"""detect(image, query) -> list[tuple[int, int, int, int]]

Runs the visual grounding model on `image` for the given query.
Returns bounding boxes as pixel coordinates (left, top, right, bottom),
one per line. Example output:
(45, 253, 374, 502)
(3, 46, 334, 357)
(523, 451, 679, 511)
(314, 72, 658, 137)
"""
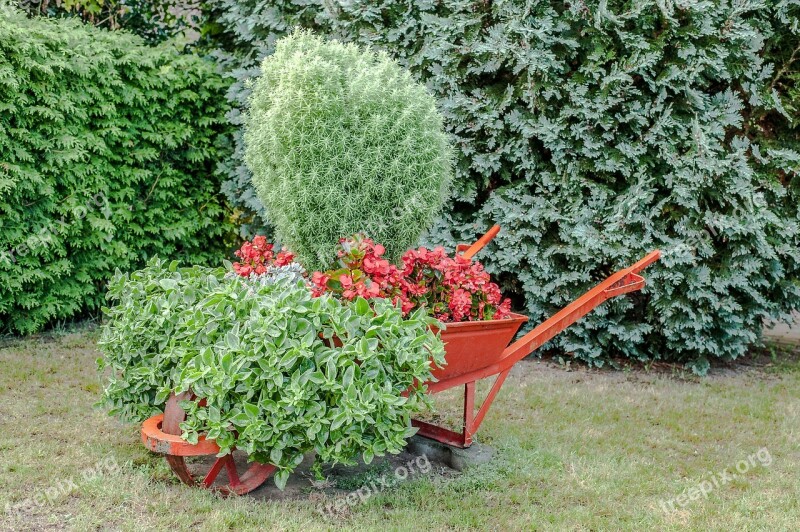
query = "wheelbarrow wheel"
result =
(161, 392, 275, 496)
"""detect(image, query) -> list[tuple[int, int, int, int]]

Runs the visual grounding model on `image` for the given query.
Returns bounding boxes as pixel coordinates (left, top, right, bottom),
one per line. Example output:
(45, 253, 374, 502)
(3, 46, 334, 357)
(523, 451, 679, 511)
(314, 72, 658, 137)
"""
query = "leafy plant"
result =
(98, 258, 446, 489)
(0, 6, 235, 334)
(244, 30, 453, 271)
(311, 235, 511, 322)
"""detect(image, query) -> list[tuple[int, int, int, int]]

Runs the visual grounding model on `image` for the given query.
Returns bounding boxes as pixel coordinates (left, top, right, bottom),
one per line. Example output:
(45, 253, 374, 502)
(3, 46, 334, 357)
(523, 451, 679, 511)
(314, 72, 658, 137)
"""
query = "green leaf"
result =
(342, 365, 354, 388)
(159, 279, 178, 290)
(355, 296, 370, 316)
(274, 469, 290, 491)
(220, 352, 233, 372)
(270, 447, 283, 464)
(244, 403, 259, 420)
(226, 331, 239, 351)
(363, 448, 374, 465)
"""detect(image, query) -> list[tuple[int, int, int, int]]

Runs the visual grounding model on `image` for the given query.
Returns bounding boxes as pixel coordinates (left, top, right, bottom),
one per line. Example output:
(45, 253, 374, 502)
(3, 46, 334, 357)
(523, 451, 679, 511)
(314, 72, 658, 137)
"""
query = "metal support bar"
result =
(412, 418, 471, 448)
(463, 382, 475, 446)
(468, 369, 511, 437)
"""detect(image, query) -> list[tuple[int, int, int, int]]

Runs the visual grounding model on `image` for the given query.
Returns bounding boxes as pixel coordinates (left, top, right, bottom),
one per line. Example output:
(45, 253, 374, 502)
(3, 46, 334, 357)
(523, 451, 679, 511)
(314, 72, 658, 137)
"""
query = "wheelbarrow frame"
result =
(412, 226, 660, 448)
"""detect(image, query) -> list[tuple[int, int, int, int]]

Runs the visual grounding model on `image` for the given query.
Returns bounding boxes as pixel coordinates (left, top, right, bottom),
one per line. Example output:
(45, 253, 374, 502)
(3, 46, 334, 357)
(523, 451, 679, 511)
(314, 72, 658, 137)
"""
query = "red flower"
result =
(312, 271, 330, 286)
(233, 263, 252, 276)
(493, 298, 512, 320)
(231, 237, 295, 277)
(274, 250, 295, 266)
(448, 288, 472, 322)
(309, 234, 512, 323)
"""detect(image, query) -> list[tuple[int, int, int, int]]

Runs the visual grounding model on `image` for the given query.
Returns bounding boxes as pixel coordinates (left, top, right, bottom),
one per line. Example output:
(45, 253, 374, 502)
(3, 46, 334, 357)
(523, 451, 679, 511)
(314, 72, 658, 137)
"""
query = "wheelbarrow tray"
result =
(432, 313, 529, 381)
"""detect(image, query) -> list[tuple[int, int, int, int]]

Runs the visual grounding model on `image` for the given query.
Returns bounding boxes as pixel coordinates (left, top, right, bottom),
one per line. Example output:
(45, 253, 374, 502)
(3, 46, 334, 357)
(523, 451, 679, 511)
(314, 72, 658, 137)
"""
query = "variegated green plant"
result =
(97, 258, 445, 489)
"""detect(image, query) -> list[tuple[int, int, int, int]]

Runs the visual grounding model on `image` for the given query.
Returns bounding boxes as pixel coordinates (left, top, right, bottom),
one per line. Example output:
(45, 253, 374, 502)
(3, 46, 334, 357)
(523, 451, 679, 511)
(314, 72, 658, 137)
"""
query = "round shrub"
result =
(244, 30, 453, 271)
(98, 258, 445, 488)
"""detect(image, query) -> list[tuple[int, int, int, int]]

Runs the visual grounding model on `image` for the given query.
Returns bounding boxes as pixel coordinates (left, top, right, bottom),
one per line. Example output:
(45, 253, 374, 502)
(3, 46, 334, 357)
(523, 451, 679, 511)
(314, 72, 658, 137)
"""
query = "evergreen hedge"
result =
(211, 1, 800, 373)
(0, 5, 236, 334)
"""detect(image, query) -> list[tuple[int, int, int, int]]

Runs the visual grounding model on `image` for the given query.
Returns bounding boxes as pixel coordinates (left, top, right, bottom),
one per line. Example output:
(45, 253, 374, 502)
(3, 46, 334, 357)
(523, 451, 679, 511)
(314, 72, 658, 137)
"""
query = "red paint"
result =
(431, 313, 528, 381)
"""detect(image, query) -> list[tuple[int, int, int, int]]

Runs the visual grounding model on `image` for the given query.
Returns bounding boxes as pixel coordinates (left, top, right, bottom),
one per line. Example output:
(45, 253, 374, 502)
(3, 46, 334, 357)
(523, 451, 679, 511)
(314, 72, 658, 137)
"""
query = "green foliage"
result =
(758, 2, 800, 222)
(244, 30, 452, 270)
(97, 259, 446, 488)
(0, 6, 235, 334)
(16, 0, 216, 46)
(210, 1, 800, 373)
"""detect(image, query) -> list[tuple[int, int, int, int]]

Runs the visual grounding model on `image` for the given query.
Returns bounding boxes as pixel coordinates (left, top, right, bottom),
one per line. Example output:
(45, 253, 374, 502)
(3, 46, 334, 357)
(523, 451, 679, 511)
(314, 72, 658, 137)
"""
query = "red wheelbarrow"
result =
(416, 226, 660, 448)
(142, 226, 660, 495)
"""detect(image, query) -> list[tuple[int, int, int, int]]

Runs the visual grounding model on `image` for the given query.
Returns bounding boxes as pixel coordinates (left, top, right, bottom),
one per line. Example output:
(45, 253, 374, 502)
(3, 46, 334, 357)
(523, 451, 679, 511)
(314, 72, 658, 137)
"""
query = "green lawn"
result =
(2, 327, 799, 531)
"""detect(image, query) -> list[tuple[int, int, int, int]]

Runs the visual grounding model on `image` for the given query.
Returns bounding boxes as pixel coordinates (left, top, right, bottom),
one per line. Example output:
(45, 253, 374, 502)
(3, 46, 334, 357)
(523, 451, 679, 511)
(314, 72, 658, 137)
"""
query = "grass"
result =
(1, 327, 800, 531)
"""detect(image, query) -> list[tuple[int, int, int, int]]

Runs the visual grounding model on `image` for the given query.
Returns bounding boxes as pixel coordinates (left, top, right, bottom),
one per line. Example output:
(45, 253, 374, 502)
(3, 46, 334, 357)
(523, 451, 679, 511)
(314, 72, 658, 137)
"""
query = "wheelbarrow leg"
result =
(463, 382, 475, 447)
(412, 384, 477, 448)
(413, 370, 512, 449)
(470, 369, 511, 438)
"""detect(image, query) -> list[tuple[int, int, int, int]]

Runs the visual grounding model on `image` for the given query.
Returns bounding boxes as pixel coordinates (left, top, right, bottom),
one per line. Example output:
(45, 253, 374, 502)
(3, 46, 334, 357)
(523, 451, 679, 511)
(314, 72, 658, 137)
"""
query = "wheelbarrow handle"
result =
(628, 249, 662, 274)
(505, 249, 661, 365)
(602, 250, 662, 297)
(458, 225, 501, 259)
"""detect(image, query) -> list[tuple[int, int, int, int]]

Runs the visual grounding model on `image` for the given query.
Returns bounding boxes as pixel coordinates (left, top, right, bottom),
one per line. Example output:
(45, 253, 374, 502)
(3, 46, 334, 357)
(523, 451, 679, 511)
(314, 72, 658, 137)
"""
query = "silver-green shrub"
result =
(243, 30, 453, 270)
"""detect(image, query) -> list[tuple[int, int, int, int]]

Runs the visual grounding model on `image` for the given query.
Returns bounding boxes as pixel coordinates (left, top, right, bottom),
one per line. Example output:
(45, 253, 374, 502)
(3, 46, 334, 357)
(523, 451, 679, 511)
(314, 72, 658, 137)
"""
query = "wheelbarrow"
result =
(141, 226, 660, 495)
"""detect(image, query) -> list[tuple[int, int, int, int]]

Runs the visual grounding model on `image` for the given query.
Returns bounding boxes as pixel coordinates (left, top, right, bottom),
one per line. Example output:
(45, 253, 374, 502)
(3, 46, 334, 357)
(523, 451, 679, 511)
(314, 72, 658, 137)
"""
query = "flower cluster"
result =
(311, 235, 511, 322)
(310, 234, 410, 311)
(231, 236, 295, 277)
(400, 246, 511, 322)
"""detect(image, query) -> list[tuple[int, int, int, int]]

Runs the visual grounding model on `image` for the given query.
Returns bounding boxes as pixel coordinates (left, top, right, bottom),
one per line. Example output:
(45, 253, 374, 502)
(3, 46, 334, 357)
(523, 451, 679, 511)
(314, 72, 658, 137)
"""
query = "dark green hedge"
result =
(211, 1, 800, 373)
(0, 6, 236, 334)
